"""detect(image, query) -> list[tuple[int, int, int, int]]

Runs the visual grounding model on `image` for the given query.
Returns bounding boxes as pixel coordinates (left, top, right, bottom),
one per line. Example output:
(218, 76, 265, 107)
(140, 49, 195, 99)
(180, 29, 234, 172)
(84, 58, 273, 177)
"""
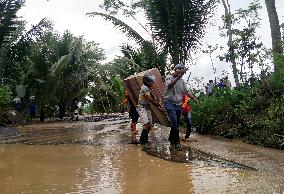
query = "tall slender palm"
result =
(265, 0, 283, 72)
(0, 0, 24, 48)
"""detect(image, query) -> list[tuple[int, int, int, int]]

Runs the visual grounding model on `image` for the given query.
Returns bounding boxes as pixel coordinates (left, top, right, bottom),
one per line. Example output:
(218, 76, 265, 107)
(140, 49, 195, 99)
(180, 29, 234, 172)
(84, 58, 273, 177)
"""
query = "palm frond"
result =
(87, 12, 146, 45)
(50, 54, 72, 78)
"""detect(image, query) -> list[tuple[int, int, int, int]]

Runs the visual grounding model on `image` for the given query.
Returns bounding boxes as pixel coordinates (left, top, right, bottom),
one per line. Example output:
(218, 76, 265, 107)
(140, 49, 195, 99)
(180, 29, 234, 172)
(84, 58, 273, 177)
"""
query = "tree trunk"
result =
(59, 102, 65, 119)
(265, 0, 284, 72)
(40, 106, 45, 122)
(221, 0, 240, 87)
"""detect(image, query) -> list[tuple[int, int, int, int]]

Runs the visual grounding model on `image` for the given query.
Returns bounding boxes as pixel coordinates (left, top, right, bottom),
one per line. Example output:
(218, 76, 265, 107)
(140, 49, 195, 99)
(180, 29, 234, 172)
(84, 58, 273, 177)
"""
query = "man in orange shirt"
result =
(122, 91, 139, 135)
(182, 94, 196, 140)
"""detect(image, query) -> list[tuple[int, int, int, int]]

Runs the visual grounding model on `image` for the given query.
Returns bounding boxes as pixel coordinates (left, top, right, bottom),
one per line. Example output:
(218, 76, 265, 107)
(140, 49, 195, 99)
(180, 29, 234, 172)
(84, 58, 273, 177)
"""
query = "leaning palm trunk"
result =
(265, 0, 284, 72)
(59, 102, 65, 119)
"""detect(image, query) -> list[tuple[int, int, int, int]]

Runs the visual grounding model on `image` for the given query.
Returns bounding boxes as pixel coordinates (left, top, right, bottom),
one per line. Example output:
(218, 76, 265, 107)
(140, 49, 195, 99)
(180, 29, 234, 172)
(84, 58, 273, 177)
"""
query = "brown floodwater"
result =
(0, 117, 283, 194)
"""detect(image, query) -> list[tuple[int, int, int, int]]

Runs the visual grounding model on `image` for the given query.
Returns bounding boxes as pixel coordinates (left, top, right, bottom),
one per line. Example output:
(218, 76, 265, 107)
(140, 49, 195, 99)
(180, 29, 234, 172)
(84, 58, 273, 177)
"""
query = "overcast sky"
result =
(18, 0, 284, 87)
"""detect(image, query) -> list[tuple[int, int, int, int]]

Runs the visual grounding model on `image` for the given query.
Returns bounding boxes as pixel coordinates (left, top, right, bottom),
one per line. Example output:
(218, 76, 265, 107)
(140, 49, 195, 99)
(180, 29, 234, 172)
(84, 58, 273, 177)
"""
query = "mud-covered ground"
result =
(0, 113, 283, 193)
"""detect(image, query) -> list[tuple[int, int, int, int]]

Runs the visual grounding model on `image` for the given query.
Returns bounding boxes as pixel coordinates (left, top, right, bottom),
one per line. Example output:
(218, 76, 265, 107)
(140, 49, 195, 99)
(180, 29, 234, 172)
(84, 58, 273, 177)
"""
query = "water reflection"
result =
(0, 144, 194, 194)
(118, 147, 194, 194)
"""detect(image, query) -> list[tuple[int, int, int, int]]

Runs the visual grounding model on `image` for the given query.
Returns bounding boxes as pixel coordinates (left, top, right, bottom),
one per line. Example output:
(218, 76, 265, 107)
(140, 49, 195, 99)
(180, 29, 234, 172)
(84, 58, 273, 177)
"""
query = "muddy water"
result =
(0, 118, 283, 194)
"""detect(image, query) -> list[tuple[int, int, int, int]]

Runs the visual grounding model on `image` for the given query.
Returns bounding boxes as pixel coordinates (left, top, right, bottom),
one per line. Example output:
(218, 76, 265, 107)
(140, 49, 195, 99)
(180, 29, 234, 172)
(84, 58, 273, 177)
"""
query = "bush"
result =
(0, 85, 12, 123)
(191, 71, 284, 149)
(246, 121, 284, 149)
(0, 85, 12, 107)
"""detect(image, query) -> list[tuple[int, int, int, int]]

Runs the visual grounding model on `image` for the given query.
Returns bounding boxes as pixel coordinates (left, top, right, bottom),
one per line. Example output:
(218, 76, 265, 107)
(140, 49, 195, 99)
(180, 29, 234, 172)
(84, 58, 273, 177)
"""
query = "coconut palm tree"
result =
(53, 31, 104, 118)
(96, 0, 216, 66)
(22, 30, 104, 120)
(144, 0, 216, 65)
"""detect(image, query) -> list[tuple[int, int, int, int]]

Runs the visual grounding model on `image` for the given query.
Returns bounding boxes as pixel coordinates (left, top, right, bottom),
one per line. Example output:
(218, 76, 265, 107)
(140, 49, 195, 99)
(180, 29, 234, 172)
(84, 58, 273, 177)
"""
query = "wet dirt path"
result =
(0, 116, 283, 193)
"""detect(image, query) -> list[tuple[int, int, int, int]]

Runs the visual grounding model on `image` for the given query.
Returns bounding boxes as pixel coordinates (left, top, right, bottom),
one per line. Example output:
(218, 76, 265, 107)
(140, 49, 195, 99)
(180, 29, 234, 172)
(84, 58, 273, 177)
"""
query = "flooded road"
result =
(0, 116, 283, 193)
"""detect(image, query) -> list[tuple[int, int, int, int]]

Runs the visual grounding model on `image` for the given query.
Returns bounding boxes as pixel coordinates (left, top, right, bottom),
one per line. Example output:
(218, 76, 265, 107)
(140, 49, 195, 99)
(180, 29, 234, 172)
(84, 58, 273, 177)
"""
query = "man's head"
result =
(173, 64, 185, 71)
(143, 73, 156, 87)
(173, 64, 187, 76)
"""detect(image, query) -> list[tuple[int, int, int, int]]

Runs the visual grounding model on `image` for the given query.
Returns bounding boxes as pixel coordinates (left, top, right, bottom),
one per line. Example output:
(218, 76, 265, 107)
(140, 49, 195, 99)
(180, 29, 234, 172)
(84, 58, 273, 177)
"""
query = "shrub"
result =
(0, 85, 12, 110)
(0, 85, 12, 123)
(191, 71, 284, 149)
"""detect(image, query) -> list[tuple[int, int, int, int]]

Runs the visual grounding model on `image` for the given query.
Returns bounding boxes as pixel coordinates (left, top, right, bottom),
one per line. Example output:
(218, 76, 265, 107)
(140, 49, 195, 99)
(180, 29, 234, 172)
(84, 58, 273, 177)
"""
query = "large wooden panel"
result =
(123, 68, 170, 127)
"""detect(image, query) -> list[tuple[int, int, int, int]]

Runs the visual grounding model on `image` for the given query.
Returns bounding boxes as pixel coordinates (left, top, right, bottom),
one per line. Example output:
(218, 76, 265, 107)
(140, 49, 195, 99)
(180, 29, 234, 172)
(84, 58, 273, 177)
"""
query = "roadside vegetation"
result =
(191, 69, 284, 149)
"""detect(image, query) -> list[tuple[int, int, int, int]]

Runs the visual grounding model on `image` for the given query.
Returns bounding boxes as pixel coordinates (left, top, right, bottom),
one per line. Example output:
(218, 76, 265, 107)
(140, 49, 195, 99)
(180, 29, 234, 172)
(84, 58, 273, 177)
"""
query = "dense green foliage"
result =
(88, 74, 125, 113)
(0, 1, 105, 121)
(0, 0, 24, 48)
(0, 85, 12, 123)
(189, 0, 284, 149)
(191, 70, 284, 149)
(0, 86, 12, 110)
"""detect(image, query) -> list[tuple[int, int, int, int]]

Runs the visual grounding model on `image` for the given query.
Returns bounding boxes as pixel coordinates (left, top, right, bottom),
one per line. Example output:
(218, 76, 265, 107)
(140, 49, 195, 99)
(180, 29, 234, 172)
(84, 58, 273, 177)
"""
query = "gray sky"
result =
(18, 0, 147, 60)
(18, 0, 284, 87)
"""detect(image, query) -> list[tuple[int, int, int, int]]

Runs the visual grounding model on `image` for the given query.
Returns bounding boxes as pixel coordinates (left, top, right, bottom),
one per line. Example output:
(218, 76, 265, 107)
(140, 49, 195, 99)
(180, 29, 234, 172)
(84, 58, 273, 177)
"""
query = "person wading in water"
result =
(163, 64, 198, 151)
(121, 91, 140, 143)
(136, 73, 163, 149)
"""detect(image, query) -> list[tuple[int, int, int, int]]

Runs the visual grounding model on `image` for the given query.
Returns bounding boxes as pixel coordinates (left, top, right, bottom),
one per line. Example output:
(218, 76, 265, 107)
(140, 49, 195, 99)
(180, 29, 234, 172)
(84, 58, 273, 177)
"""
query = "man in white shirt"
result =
(164, 64, 198, 151)
(12, 97, 21, 112)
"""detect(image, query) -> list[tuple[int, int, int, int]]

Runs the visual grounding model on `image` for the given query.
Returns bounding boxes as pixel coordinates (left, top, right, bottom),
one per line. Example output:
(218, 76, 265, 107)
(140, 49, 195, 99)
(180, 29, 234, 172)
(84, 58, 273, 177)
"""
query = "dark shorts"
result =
(129, 105, 139, 122)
